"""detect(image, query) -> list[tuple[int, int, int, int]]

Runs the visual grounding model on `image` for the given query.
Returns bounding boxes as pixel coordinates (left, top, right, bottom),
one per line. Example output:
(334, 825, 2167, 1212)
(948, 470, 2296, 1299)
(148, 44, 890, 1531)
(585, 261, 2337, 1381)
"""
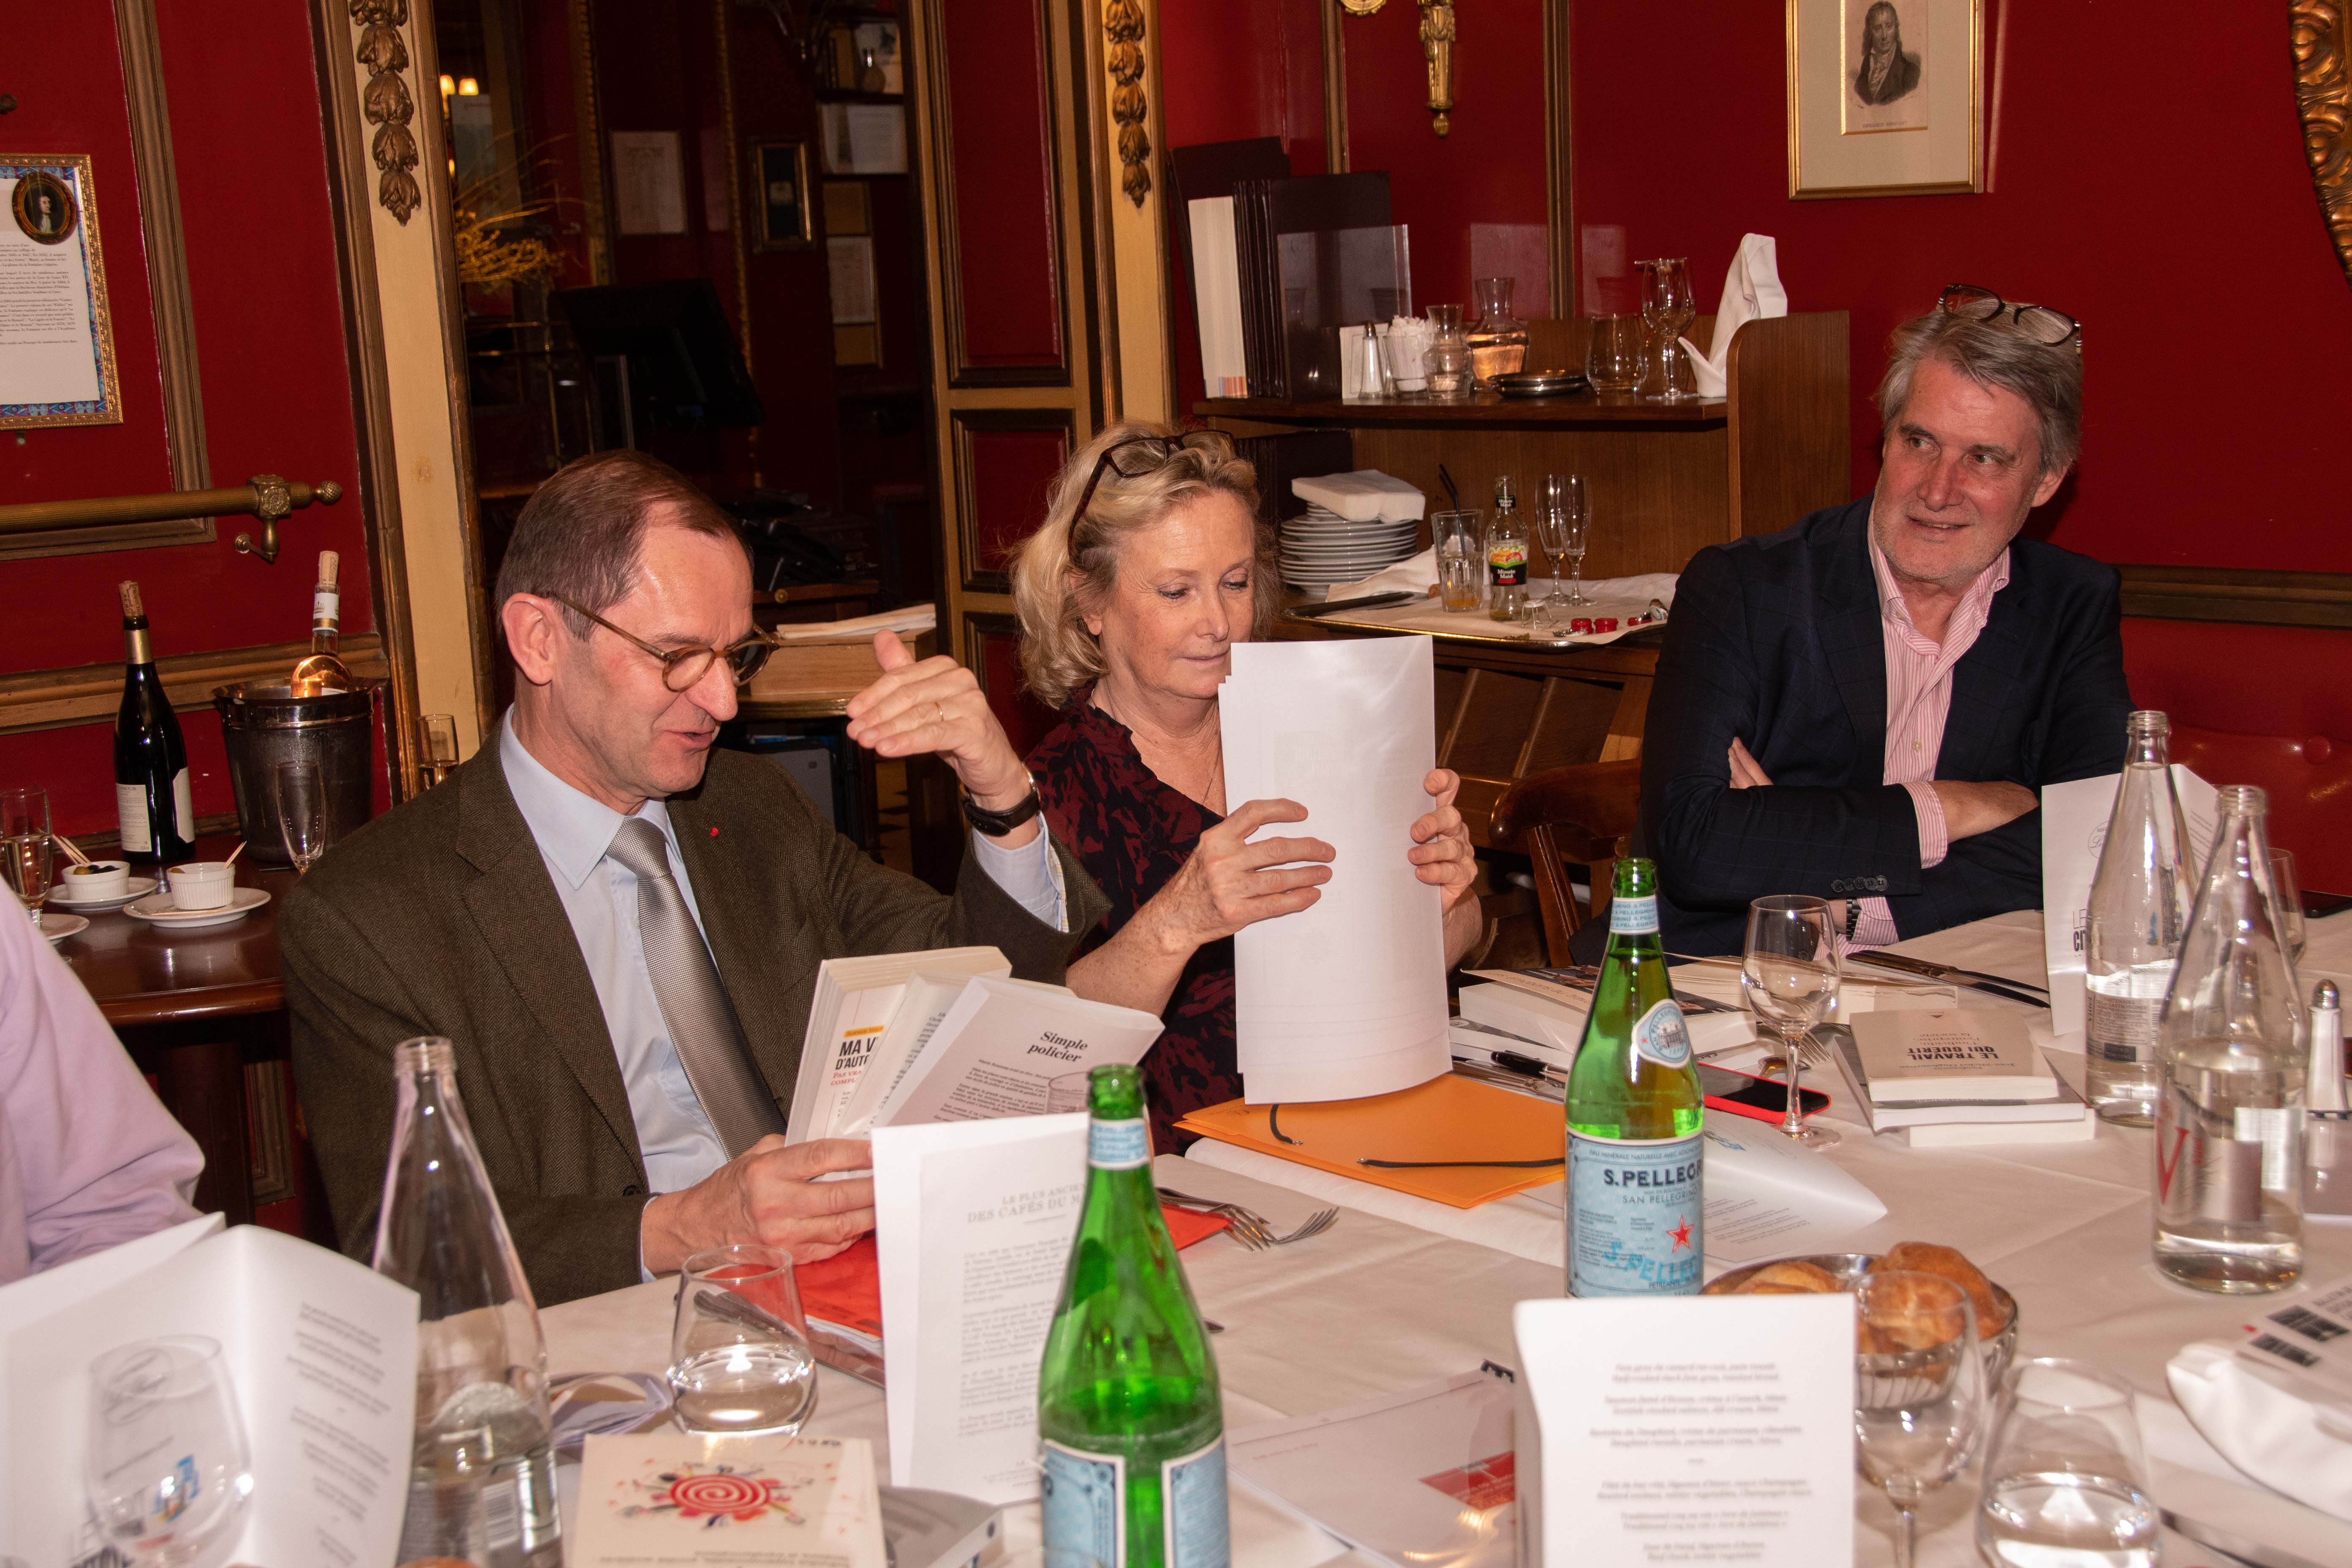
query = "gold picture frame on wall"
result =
(750, 137, 815, 251)
(1787, 0, 1983, 199)
(0, 154, 123, 428)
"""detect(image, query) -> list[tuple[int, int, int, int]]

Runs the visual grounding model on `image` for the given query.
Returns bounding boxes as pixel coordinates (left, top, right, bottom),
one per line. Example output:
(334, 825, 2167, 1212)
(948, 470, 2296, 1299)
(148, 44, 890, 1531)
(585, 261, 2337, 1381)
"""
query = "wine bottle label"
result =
(1609, 894, 1659, 934)
(1566, 1131, 1703, 1296)
(1040, 1437, 1230, 1568)
(1089, 1117, 1151, 1170)
(116, 783, 151, 854)
(2087, 991, 2160, 1064)
(313, 586, 340, 626)
(1632, 998, 1692, 1067)
(1042, 1441, 1127, 1568)
(172, 767, 194, 841)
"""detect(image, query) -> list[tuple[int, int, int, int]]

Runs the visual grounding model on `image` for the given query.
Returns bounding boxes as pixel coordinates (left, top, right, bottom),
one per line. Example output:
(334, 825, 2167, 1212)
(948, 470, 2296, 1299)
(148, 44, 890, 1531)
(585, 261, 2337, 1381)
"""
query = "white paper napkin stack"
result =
(1680, 234, 1788, 398)
(1290, 469, 1427, 522)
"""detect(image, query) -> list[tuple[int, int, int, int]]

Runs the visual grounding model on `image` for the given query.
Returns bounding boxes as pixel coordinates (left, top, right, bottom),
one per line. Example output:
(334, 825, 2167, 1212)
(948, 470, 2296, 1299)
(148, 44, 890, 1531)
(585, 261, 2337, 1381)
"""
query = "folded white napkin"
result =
(2168, 1340, 2352, 1523)
(1320, 545, 1436, 600)
(1290, 469, 1427, 523)
(1678, 234, 1787, 399)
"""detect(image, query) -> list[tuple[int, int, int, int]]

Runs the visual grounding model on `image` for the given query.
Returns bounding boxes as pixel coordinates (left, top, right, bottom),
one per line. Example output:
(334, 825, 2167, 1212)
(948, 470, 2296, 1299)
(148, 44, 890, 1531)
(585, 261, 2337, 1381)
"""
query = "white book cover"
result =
(788, 948, 1010, 1143)
(1229, 1367, 1516, 1568)
(2, 1223, 418, 1568)
(872, 1116, 1089, 1503)
(1222, 636, 1450, 1104)
(1187, 196, 1247, 398)
(1827, 1027, 2089, 1130)
(871, 977, 1162, 1128)
(836, 972, 1004, 1136)
(2041, 764, 2218, 1036)
(1848, 1009, 2057, 1101)
(572, 1432, 885, 1568)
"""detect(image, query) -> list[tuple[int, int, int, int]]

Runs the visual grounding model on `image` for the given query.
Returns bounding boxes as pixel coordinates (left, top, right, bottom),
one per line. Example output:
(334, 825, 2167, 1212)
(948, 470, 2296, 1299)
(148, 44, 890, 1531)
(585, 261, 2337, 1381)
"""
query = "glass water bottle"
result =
(376, 1038, 561, 1567)
(1038, 1065, 1229, 1568)
(2084, 711, 2195, 1125)
(2152, 788, 2307, 1294)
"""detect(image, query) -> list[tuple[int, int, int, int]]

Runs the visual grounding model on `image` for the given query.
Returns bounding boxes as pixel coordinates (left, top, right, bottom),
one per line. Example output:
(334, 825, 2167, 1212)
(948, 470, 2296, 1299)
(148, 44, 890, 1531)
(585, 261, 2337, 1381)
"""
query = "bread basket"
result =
(1703, 1252, 2020, 1388)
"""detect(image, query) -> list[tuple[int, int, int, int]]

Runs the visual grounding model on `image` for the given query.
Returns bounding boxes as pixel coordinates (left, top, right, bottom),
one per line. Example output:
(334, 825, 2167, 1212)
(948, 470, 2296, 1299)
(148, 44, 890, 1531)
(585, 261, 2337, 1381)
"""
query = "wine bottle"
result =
(289, 550, 356, 697)
(376, 1037, 560, 1567)
(2083, 710, 2195, 1126)
(113, 580, 193, 866)
(1563, 857, 1704, 1296)
(1039, 1064, 1229, 1568)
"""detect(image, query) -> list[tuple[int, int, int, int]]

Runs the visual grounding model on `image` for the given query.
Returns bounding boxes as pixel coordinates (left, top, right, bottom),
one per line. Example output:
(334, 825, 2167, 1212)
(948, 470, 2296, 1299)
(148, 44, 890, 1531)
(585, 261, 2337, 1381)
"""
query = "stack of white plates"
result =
(1277, 504, 1420, 588)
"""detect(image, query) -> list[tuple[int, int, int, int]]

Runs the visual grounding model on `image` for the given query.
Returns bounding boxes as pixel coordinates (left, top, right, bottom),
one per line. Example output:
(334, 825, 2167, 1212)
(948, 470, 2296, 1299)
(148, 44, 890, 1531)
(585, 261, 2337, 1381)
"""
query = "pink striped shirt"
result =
(1850, 538, 2013, 948)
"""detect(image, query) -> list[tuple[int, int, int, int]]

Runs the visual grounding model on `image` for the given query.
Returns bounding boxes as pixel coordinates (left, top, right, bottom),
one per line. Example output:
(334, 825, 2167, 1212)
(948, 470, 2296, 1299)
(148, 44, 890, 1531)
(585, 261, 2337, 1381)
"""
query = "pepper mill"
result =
(2305, 980, 2352, 1215)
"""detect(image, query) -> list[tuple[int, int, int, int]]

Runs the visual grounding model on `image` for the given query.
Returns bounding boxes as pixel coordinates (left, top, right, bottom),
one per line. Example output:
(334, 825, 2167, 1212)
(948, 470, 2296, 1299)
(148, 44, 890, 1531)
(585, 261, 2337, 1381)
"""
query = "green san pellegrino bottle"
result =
(1564, 858, 1705, 1296)
(1038, 1064, 1230, 1568)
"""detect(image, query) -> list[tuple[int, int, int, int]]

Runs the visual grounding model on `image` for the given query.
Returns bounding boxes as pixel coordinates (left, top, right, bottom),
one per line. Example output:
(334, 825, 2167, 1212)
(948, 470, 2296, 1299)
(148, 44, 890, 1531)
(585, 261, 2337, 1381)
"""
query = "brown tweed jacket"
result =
(282, 741, 1107, 1306)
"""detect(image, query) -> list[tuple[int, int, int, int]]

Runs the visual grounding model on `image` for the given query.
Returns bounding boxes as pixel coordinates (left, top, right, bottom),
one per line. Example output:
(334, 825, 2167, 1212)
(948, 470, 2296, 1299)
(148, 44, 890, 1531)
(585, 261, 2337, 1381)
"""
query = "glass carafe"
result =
(1466, 277, 1528, 385)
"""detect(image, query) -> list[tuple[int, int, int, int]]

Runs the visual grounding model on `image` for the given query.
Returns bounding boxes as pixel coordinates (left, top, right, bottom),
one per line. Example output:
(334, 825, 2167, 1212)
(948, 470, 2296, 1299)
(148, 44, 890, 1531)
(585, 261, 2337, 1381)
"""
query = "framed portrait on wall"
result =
(750, 138, 814, 251)
(1787, 0, 1982, 198)
(0, 154, 122, 427)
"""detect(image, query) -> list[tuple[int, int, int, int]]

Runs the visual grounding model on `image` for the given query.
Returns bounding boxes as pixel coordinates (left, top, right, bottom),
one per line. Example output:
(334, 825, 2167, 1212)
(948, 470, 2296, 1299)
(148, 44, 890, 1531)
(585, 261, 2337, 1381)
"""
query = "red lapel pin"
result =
(709, 827, 719, 837)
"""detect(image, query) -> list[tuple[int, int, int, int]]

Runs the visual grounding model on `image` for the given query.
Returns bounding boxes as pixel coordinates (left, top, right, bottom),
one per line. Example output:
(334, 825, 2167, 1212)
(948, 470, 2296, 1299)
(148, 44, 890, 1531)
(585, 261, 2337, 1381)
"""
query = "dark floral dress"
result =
(1027, 695, 1236, 1153)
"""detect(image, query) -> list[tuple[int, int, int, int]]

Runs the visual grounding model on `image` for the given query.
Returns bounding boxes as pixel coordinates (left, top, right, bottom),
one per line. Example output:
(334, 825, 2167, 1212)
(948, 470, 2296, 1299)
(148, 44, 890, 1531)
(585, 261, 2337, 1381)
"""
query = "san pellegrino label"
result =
(1089, 1117, 1150, 1170)
(1564, 857, 1704, 1298)
(1041, 1438, 1230, 1568)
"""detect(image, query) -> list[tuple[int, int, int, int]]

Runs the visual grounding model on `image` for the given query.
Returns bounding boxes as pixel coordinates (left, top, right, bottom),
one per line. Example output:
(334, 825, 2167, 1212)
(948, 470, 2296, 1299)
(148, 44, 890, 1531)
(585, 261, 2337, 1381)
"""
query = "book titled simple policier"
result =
(1846, 1010, 2059, 1103)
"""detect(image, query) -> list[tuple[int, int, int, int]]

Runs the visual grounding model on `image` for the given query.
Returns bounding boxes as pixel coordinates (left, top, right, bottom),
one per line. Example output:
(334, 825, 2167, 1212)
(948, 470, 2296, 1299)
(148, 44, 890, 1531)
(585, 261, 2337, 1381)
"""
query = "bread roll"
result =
(1740, 1259, 1844, 1295)
(1870, 1241, 2007, 1337)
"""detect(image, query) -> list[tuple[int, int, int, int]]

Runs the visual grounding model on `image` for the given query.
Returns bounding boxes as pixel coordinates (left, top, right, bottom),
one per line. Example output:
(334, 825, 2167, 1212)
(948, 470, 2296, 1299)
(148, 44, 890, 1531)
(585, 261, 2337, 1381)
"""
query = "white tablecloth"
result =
(540, 911, 2352, 1568)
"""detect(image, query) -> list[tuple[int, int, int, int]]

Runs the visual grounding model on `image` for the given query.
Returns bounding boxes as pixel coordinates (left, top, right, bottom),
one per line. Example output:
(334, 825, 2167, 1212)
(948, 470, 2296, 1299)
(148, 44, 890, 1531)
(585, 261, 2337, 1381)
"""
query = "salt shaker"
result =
(2306, 980, 2351, 1215)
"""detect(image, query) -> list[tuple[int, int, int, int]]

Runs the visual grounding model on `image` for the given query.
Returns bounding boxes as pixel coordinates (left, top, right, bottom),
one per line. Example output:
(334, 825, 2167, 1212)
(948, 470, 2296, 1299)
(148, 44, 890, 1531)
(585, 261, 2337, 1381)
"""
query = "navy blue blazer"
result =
(1628, 497, 2133, 957)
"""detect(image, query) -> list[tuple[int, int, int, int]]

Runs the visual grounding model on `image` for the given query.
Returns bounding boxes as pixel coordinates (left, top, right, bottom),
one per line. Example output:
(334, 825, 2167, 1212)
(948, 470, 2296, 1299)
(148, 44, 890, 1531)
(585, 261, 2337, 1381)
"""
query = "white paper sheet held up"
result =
(1220, 636, 1449, 1103)
(2040, 765, 2217, 1037)
(873, 1115, 1088, 1504)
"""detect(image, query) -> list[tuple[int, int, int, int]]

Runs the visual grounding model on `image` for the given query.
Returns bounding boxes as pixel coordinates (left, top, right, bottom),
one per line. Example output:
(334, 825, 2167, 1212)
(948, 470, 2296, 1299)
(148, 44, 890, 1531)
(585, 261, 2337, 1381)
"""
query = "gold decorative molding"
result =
(2294, 0, 2352, 288)
(0, 636, 389, 736)
(2117, 564, 2352, 629)
(1105, 0, 1150, 207)
(352, 0, 422, 223)
(1418, 0, 1456, 137)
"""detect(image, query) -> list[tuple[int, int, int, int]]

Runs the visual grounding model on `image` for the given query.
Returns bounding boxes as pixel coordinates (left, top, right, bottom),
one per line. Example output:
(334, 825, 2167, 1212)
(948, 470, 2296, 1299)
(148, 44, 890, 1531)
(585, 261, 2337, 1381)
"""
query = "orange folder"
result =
(1176, 1074, 1565, 1208)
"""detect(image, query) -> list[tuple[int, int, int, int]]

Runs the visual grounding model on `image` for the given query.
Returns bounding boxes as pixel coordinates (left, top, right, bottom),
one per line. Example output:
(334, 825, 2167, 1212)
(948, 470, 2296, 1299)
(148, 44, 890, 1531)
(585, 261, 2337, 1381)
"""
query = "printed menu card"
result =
(1513, 1295, 1854, 1568)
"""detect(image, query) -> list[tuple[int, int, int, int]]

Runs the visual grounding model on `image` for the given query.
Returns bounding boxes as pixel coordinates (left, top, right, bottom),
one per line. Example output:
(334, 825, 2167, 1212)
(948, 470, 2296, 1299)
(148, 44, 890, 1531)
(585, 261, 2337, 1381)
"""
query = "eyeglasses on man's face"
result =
(1071, 429, 1237, 523)
(1938, 283, 2082, 350)
(550, 594, 776, 691)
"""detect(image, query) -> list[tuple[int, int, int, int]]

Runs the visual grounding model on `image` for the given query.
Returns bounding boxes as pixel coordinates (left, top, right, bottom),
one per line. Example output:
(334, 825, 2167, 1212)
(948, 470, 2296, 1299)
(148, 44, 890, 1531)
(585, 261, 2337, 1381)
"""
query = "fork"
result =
(1267, 1208, 1338, 1245)
(1158, 1188, 1274, 1249)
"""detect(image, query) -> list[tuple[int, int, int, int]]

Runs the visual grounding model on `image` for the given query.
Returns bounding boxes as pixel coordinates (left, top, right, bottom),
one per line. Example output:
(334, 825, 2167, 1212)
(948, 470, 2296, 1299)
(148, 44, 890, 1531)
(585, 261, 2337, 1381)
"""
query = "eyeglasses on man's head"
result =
(1938, 283, 2082, 350)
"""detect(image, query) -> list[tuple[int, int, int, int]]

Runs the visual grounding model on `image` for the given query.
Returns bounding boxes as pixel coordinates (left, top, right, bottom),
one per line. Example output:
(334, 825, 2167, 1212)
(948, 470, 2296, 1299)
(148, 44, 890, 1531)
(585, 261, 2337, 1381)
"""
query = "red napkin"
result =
(798, 1203, 1230, 1340)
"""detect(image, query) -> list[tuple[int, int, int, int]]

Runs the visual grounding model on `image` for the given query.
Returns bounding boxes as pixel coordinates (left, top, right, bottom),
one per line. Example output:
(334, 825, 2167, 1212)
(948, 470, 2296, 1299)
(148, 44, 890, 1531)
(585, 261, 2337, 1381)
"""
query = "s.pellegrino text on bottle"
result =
(2084, 710, 2195, 1126)
(1564, 858, 1704, 1296)
(113, 580, 193, 864)
(375, 1037, 561, 1566)
(1039, 1064, 1229, 1568)
(2152, 787, 2308, 1295)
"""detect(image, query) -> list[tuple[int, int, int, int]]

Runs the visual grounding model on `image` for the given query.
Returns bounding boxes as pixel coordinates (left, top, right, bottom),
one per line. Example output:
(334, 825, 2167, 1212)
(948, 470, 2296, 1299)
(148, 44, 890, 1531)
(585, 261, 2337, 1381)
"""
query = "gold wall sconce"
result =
(1334, 0, 1456, 139)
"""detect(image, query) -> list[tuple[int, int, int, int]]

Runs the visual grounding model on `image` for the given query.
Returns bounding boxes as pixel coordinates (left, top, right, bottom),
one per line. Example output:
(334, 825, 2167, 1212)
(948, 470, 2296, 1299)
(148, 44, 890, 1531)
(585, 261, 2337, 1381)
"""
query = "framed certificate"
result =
(0, 153, 123, 427)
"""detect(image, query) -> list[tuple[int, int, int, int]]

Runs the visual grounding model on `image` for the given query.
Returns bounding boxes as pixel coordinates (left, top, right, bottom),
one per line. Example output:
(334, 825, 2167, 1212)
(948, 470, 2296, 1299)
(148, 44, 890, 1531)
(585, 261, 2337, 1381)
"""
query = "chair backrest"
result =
(1490, 759, 1643, 964)
(2168, 725, 2352, 897)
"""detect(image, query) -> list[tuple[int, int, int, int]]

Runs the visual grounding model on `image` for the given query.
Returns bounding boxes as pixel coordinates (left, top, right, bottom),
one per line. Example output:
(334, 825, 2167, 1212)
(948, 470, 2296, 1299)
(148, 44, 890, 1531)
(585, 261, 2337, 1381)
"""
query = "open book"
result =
(791, 955, 1167, 1142)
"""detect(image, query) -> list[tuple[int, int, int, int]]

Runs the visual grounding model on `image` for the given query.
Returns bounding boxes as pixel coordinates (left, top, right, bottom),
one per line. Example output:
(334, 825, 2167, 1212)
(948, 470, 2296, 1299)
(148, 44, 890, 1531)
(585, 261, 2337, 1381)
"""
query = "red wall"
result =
(1, 0, 370, 838)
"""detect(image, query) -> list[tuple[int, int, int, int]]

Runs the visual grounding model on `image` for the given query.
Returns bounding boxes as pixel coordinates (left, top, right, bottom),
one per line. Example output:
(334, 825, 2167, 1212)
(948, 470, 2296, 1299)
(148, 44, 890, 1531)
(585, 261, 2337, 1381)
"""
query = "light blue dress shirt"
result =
(497, 712, 1067, 1200)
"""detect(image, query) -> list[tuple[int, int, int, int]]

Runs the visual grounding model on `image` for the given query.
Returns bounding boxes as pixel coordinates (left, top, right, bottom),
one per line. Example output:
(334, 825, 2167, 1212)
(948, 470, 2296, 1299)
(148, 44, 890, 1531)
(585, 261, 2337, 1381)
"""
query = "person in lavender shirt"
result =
(0, 905, 203, 1284)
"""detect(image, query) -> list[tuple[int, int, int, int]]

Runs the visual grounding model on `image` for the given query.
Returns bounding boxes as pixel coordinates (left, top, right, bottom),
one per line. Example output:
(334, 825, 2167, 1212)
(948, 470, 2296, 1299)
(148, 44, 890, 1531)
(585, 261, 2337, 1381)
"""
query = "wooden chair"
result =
(1490, 760, 1644, 965)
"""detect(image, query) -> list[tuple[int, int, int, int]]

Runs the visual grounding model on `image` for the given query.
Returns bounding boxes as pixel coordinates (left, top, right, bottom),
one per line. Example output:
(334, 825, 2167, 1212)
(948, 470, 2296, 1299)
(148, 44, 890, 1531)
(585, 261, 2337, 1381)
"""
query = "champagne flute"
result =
(1534, 475, 1588, 627)
(273, 760, 330, 874)
(1, 786, 55, 926)
(1855, 1273, 1986, 1568)
(1976, 1358, 2159, 1568)
(85, 1336, 255, 1567)
(1639, 258, 1699, 402)
(1740, 894, 1841, 1149)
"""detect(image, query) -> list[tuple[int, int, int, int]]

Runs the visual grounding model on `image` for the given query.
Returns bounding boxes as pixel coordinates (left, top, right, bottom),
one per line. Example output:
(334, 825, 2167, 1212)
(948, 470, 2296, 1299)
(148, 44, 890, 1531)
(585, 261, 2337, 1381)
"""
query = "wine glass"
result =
(1740, 894, 1842, 1149)
(1, 786, 54, 926)
(1854, 1272, 1986, 1568)
(1535, 475, 1591, 627)
(1976, 1358, 2159, 1568)
(2270, 849, 2306, 964)
(273, 760, 330, 874)
(1638, 258, 1699, 402)
(85, 1336, 255, 1568)
(669, 1244, 820, 1438)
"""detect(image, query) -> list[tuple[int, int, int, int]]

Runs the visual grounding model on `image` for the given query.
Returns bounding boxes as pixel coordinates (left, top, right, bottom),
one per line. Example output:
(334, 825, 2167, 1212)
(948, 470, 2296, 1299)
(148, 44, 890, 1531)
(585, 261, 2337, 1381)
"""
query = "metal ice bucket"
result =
(212, 681, 376, 866)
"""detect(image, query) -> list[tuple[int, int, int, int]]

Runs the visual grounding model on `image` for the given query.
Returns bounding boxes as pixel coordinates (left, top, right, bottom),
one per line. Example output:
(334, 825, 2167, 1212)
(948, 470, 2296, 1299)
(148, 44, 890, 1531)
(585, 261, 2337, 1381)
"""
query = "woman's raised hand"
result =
(1147, 798, 1334, 951)
(1408, 768, 1478, 912)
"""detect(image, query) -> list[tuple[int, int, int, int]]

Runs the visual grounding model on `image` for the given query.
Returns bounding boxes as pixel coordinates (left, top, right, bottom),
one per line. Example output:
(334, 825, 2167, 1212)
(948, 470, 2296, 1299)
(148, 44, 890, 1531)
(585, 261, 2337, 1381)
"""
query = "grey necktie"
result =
(604, 817, 787, 1158)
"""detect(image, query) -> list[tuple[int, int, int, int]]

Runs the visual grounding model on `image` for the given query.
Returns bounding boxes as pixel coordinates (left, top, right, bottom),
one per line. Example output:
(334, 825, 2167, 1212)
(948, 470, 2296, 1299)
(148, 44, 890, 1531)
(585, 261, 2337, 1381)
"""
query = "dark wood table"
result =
(53, 834, 296, 1027)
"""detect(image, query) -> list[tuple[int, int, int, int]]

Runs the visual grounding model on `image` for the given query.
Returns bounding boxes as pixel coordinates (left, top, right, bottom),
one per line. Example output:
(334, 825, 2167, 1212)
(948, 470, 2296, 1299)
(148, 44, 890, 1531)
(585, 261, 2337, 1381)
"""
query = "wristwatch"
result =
(1843, 898, 1862, 940)
(961, 776, 1043, 837)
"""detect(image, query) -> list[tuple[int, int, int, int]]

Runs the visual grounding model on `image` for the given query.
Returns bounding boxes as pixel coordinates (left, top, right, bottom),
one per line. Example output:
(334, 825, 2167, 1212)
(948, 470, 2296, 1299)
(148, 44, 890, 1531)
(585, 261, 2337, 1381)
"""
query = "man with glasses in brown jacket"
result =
(283, 450, 1105, 1304)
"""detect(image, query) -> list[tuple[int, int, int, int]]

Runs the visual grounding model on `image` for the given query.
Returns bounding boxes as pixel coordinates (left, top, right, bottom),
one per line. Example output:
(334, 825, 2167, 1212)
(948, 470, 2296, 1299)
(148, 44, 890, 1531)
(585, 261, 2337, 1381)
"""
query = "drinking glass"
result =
(669, 1244, 820, 1438)
(1535, 474, 1591, 618)
(2270, 849, 2307, 964)
(1584, 314, 1644, 394)
(1433, 511, 1485, 612)
(0, 786, 54, 925)
(1854, 1273, 1985, 1568)
(273, 760, 330, 874)
(1740, 894, 1842, 1149)
(1975, 1358, 2159, 1568)
(1638, 259, 1699, 402)
(85, 1336, 255, 1568)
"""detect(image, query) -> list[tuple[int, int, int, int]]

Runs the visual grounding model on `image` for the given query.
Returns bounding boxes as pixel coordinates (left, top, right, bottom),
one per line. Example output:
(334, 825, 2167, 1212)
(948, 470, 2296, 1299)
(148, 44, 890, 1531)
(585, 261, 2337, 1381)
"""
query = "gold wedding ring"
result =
(934, 701, 947, 727)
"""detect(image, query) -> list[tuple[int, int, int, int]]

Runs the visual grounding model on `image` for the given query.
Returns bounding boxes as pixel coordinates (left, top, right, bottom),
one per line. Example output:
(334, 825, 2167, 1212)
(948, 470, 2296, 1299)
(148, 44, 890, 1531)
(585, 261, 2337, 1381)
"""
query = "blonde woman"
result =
(1012, 423, 1482, 1149)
